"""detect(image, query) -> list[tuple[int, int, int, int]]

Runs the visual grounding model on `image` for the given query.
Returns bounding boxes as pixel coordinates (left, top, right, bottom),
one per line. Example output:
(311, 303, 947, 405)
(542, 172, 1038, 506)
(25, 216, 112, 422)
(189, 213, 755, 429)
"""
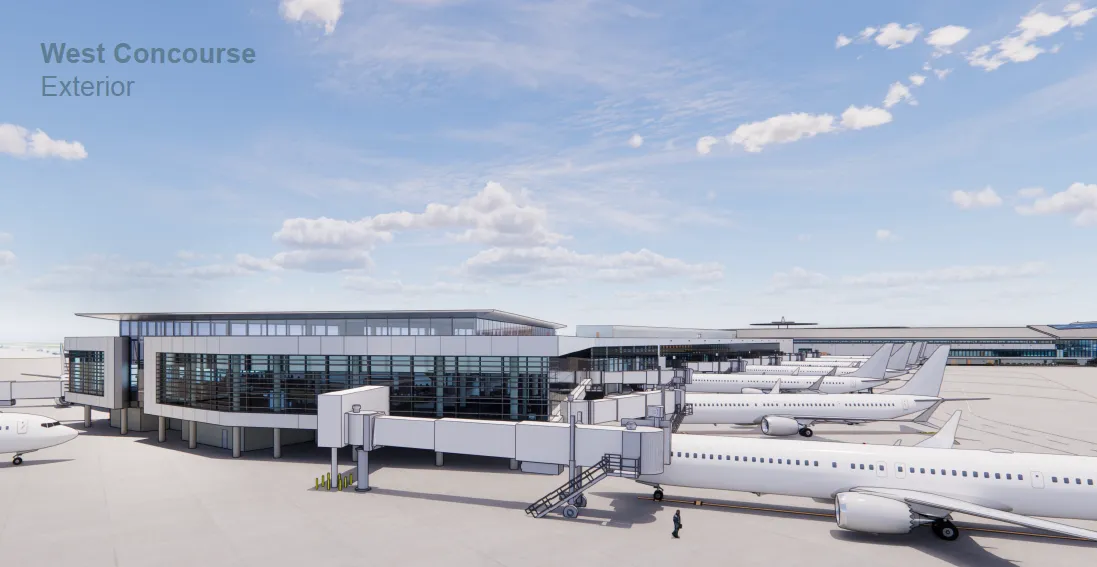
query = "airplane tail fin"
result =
(908, 342, 925, 366)
(806, 375, 826, 391)
(887, 343, 912, 370)
(889, 346, 950, 397)
(916, 411, 962, 448)
(769, 378, 781, 395)
(847, 344, 891, 379)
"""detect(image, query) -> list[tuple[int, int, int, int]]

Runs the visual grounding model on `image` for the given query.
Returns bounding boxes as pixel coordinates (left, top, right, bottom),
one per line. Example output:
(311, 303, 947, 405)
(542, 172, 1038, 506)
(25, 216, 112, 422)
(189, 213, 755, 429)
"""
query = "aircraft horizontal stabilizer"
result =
(915, 411, 961, 449)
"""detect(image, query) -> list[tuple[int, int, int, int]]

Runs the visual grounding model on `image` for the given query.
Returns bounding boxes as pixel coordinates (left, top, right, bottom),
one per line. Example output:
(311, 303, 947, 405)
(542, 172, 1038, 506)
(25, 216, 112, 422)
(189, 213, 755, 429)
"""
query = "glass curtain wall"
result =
(158, 353, 550, 420)
(66, 350, 105, 396)
(122, 317, 555, 337)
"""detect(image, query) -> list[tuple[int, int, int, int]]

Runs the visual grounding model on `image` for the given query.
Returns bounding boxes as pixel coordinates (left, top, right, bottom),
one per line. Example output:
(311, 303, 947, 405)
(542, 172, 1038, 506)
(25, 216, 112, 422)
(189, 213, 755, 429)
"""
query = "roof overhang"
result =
(76, 309, 566, 329)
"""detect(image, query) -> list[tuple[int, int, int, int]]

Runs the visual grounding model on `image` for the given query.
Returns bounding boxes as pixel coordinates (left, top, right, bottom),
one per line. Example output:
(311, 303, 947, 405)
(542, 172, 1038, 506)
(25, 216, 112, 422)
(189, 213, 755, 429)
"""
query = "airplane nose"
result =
(61, 425, 79, 442)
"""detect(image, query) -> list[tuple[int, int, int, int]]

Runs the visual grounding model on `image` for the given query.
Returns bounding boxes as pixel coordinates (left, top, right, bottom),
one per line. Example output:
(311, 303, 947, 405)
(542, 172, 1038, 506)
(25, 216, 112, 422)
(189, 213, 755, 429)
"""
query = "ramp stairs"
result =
(671, 402, 693, 433)
(525, 454, 640, 518)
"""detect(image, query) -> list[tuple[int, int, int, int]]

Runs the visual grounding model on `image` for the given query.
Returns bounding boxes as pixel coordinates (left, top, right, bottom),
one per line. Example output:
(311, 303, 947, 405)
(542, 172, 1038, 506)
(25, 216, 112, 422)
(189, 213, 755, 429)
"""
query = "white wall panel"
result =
(439, 337, 466, 356)
(320, 337, 345, 355)
(614, 394, 647, 420)
(298, 337, 322, 354)
(374, 416, 436, 450)
(415, 337, 441, 356)
(592, 399, 618, 424)
(514, 422, 571, 464)
(465, 336, 491, 356)
(390, 336, 415, 355)
(435, 419, 516, 459)
(345, 336, 369, 355)
(367, 337, 392, 355)
(490, 336, 519, 356)
(574, 426, 624, 467)
(517, 337, 559, 356)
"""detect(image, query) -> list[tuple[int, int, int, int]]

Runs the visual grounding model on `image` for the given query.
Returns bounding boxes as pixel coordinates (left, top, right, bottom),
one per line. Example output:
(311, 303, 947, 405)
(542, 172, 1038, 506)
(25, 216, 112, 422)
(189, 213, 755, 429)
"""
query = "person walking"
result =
(671, 510, 682, 539)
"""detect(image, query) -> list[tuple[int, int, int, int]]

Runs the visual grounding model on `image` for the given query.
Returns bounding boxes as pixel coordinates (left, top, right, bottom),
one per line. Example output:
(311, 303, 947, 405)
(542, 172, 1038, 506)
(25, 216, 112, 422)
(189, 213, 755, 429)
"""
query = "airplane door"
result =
(1031, 471, 1045, 489)
(901, 398, 911, 411)
(876, 461, 887, 478)
(895, 463, 906, 479)
(16, 419, 27, 434)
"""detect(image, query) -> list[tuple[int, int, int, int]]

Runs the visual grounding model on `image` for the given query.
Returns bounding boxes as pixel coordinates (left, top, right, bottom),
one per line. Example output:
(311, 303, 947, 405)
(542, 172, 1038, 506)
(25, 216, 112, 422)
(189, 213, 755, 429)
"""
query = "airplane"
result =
(0, 411, 79, 465)
(688, 343, 895, 395)
(638, 411, 1097, 542)
(742, 344, 913, 379)
(683, 347, 966, 437)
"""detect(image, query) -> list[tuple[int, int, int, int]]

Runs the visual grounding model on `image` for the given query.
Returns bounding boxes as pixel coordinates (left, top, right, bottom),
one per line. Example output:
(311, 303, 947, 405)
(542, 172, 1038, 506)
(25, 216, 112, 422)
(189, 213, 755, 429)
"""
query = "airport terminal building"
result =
(62, 310, 780, 453)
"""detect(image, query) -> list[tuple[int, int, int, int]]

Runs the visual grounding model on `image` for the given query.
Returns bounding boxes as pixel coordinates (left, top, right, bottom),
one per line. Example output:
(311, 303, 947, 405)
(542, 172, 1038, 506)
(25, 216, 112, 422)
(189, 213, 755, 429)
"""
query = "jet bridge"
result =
(0, 377, 66, 407)
(316, 384, 685, 518)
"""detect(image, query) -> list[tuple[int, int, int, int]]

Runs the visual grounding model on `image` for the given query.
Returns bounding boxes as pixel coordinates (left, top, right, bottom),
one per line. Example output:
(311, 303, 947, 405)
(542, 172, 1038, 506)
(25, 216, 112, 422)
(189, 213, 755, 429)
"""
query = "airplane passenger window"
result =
(796, 460, 800, 465)
(693, 453, 698, 458)
(768, 458, 773, 463)
(995, 473, 1001, 479)
(920, 468, 925, 473)
(1077, 478, 1082, 485)
(1052, 477, 1058, 483)
(851, 463, 855, 469)
(752, 457, 756, 462)
(952, 470, 957, 476)
(677, 452, 681, 457)
(1088, 479, 1093, 485)
(869, 465, 874, 470)
(859, 464, 865, 470)
(1019, 474, 1023, 480)
(832, 462, 837, 468)
(962, 471, 967, 477)
(735, 456, 739, 461)
(1006, 473, 1011, 479)
(718, 455, 722, 460)
(898, 466, 903, 472)
(930, 469, 935, 474)
(778, 459, 782, 464)
(984, 472, 990, 478)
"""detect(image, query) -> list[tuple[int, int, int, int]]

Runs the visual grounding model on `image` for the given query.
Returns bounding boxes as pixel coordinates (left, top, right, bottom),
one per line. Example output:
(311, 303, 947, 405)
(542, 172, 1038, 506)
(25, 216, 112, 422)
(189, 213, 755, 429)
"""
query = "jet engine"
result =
(834, 492, 932, 534)
(759, 416, 800, 436)
(741, 388, 764, 394)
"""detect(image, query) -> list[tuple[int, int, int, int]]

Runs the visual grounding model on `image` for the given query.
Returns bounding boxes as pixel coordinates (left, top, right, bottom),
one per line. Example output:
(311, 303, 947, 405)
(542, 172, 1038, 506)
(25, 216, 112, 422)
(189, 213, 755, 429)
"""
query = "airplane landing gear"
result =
(574, 494, 587, 508)
(931, 519, 959, 541)
(562, 505, 579, 519)
(12, 456, 23, 466)
(798, 427, 814, 438)
(653, 488, 664, 501)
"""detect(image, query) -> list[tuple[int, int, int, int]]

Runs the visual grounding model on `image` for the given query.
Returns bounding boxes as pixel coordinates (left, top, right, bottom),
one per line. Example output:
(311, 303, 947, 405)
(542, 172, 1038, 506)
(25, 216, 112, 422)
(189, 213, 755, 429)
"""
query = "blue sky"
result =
(2, 0, 1096, 341)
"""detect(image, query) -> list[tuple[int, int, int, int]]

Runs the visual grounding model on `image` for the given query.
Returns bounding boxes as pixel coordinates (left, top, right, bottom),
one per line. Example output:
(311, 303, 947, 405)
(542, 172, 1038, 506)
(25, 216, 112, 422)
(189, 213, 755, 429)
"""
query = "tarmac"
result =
(1, 362, 1095, 566)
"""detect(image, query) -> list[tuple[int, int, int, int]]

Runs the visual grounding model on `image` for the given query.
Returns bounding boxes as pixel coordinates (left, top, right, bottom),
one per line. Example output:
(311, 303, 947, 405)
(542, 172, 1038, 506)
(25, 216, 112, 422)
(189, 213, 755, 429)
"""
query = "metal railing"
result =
(524, 453, 640, 518)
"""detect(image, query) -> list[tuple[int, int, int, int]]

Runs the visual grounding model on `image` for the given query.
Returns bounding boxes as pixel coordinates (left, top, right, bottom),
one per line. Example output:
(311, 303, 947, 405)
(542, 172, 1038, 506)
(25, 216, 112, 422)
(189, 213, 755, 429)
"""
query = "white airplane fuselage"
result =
(683, 392, 938, 426)
(781, 361, 861, 368)
(742, 366, 871, 376)
(0, 412, 79, 456)
(688, 374, 887, 395)
(639, 434, 1097, 521)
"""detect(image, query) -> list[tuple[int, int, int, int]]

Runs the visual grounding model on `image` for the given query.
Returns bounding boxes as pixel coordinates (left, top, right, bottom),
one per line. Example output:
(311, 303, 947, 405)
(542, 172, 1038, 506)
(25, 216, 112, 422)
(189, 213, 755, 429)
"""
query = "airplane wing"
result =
(851, 487, 1097, 541)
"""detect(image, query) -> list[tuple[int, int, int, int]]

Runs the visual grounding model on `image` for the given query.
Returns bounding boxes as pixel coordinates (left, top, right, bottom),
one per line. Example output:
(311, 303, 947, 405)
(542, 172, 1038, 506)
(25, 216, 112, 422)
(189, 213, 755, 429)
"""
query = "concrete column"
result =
(355, 448, 370, 492)
(158, 416, 166, 443)
(232, 426, 241, 458)
(119, 408, 129, 435)
(188, 420, 197, 449)
(273, 428, 281, 459)
(435, 451, 444, 467)
(509, 458, 519, 470)
(83, 405, 91, 427)
(331, 447, 339, 482)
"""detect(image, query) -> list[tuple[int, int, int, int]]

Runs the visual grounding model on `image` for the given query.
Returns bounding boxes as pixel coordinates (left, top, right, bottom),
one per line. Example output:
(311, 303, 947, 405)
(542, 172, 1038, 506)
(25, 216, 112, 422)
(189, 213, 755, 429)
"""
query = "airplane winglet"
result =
(916, 411, 962, 448)
(807, 375, 826, 392)
(769, 378, 781, 395)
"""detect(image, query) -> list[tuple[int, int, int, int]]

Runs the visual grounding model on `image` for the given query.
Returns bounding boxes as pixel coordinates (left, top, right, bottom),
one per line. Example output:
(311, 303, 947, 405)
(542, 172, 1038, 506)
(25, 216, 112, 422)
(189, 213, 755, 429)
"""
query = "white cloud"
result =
(874, 23, 922, 49)
(770, 267, 828, 291)
(343, 276, 483, 295)
(933, 68, 953, 80)
(840, 105, 893, 130)
(859, 27, 878, 40)
(909, 74, 927, 87)
(883, 82, 914, 108)
(1065, 2, 1084, 13)
(1018, 187, 1045, 198)
(0, 123, 87, 160)
(628, 133, 644, 148)
(842, 262, 1044, 287)
(951, 187, 1003, 209)
(968, 7, 1096, 71)
(0, 250, 15, 268)
(176, 250, 201, 261)
(925, 25, 971, 52)
(695, 136, 719, 155)
(1015, 182, 1097, 225)
(280, 0, 343, 34)
(461, 246, 723, 284)
(274, 182, 565, 251)
(28, 254, 281, 291)
(726, 112, 835, 153)
(875, 229, 896, 241)
(270, 249, 370, 272)
(836, 34, 853, 48)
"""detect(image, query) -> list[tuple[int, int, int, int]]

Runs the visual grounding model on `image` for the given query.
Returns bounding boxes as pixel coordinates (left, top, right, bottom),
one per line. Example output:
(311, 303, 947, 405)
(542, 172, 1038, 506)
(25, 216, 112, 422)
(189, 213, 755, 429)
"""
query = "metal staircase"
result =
(524, 454, 641, 518)
(670, 402, 693, 433)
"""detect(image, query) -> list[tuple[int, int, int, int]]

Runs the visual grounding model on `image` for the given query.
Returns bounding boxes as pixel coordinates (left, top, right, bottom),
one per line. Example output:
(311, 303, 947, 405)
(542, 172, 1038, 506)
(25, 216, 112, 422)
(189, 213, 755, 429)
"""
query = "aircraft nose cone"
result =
(61, 425, 79, 442)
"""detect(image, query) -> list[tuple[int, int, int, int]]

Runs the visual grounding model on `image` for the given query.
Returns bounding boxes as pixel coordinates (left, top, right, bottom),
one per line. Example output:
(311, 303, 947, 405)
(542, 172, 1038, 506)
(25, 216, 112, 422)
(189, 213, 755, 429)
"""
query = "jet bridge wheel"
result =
(562, 505, 579, 519)
(574, 494, 587, 508)
(798, 428, 814, 438)
(931, 519, 959, 541)
(653, 489, 664, 501)
(12, 456, 23, 466)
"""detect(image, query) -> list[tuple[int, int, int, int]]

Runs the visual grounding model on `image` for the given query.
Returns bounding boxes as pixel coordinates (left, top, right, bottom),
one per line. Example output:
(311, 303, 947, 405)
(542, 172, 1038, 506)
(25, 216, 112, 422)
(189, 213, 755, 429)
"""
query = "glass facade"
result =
(121, 316, 555, 338)
(66, 350, 105, 396)
(949, 349, 1057, 358)
(795, 338, 1097, 361)
(157, 353, 550, 420)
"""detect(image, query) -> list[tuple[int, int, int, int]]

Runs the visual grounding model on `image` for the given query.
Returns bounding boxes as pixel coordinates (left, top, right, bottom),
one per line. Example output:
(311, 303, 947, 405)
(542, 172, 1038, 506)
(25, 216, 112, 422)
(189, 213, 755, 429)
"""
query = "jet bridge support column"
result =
(331, 447, 339, 482)
(83, 405, 91, 427)
(355, 448, 370, 492)
(232, 426, 241, 458)
(119, 408, 128, 435)
(158, 416, 166, 443)
(188, 420, 197, 449)
(273, 428, 281, 459)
